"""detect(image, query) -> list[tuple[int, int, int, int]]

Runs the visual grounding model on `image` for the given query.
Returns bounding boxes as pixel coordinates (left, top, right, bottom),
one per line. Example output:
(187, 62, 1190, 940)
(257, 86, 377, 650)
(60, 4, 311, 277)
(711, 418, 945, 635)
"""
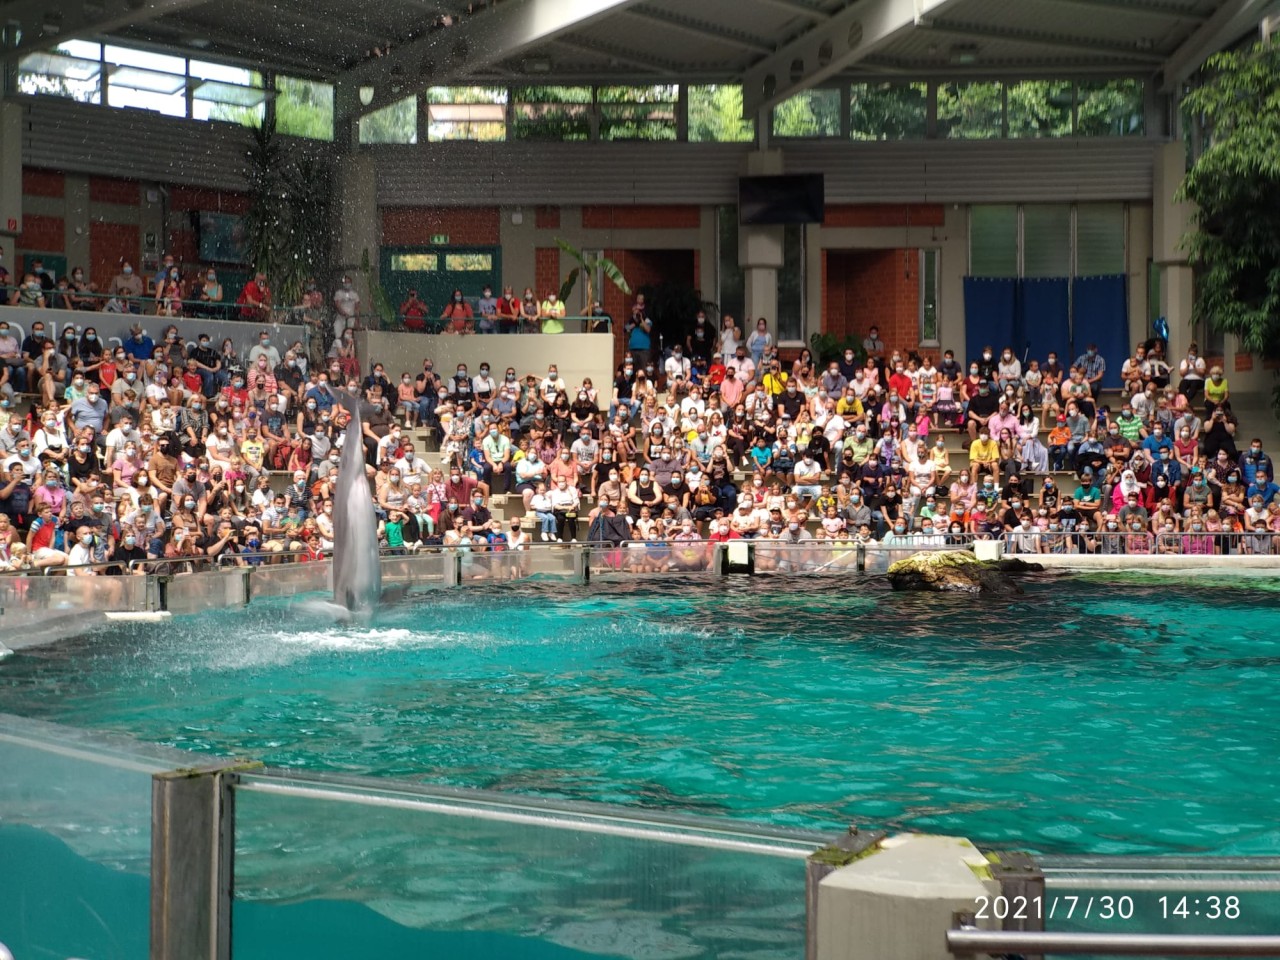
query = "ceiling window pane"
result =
(1007, 80, 1072, 139)
(106, 64, 187, 117)
(359, 96, 418, 145)
(54, 40, 101, 60)
(598, 85, 678, 141)
(104, 45, 185, 74)
(18, 52, 102, 104)
(970, 204, 1018, 277)
(938, 81, 1003, 139)
(688, 85, 755, 142)
(1077, 79, 1145, 137)
(275, 76, 334, 141)
(849, 82, 926, 140)
(511, 85, 592, 140)
(1076, 203, 1126, 275)
(772, 88, 841, 138)
(192, 79, 265, 126)
(1023, 204, 1072, 277)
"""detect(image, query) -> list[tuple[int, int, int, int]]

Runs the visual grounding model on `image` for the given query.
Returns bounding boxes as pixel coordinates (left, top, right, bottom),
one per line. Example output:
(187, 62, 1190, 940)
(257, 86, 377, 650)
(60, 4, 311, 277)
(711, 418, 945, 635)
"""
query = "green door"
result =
(381, 246, 501, 331)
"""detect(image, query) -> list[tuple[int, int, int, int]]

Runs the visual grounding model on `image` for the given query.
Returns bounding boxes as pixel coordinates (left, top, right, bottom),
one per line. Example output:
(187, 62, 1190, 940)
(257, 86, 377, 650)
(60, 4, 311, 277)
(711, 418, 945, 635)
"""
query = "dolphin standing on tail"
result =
(332, 390, 382, 618)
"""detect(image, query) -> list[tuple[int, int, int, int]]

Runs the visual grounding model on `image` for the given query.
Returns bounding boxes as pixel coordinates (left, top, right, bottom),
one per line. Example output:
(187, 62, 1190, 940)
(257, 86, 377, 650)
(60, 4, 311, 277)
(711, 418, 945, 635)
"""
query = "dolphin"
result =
(331, 390, 382, 618)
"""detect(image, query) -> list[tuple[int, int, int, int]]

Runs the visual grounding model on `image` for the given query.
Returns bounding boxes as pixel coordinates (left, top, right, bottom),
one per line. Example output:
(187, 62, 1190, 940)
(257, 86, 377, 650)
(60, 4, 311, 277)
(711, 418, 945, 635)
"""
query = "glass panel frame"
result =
(1006, 79, 1073, 139)
(771, 87, 842, 138)
(687, 84, 755, 143)
(1076, 78, 1146, 137)
(17, 51, 102, 104)
(359, 95, 418, 145)
(1023, 204, 1073, 277)
(920, 248, 940, 343)
(938, 81, 1004, 140)
(849, 81, 927, 140)
(969, 204, 1019, 277)
(390, 253, 439, 272)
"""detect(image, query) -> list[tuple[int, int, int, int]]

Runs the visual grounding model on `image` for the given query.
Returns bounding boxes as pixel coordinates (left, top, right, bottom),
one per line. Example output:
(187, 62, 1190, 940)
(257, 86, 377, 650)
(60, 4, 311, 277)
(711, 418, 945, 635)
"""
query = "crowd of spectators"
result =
(0, 269, 1277, 574)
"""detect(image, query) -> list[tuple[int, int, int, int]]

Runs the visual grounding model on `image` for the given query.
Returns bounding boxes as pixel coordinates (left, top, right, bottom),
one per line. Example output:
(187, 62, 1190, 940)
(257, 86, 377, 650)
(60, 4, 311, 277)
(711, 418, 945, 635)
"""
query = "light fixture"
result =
(359, 86, 375, 106)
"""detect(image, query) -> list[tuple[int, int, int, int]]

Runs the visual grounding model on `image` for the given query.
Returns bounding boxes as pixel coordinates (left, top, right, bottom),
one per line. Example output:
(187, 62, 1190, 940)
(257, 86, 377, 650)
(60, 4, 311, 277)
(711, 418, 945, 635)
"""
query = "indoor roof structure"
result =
(3, 0, 1277, 118)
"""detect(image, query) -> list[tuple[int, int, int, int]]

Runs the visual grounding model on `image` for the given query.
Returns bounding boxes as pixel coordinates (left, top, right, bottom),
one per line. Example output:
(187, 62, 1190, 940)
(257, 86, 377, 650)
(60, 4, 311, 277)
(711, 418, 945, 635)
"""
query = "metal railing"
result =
(948, 924, 1280, 956)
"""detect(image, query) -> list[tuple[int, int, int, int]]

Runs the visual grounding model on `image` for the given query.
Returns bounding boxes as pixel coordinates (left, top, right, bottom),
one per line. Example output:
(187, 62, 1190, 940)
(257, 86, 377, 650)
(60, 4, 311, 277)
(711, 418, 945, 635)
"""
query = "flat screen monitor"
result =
(197, 211, 249, 264)
(738, 174, 825, 225)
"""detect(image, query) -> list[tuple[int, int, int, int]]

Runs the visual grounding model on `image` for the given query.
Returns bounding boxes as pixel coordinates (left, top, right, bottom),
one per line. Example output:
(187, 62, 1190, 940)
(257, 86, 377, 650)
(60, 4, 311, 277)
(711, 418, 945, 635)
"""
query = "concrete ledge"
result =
(817, 834, 998, 960)
(1030, 554, 1280, 576)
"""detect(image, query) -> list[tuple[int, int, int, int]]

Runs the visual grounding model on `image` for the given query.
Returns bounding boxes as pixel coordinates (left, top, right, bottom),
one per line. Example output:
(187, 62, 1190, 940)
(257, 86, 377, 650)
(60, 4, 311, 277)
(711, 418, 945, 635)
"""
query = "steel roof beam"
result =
(624, 7, 775, 54)
(336, 0, 648, 119)
(1042, 0, 1212, 23)
(741, 0, 966, 115)
(924, 19, 1169, 62)
(0, 0, 217, 60)
(1160, 0, 1280, 90)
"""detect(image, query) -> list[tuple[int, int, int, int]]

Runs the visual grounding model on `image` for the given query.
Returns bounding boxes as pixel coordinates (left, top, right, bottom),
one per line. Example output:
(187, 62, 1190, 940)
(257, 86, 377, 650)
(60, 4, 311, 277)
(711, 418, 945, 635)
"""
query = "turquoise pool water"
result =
(3, 575, 1280, 856)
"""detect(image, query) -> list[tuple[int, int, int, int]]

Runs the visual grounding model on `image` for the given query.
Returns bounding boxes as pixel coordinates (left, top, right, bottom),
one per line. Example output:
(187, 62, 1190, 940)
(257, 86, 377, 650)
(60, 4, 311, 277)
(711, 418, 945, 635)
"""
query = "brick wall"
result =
(534, 205, 560, 230)
(825, 248, 920, 355)
(381, 207, 501, 246)
(22, 169, 65, 199)
(16, 214, 65, 256)
(89, 176, 140, 206)
(1235, 353, 1254, 373)
(90, 223, 141, 293)
(602, 248, 695, 368)
(535, 247, 560, 301)
(169, 187, 249, 214)
(823, 203, 945, 228)
(582, 205, 700, 230)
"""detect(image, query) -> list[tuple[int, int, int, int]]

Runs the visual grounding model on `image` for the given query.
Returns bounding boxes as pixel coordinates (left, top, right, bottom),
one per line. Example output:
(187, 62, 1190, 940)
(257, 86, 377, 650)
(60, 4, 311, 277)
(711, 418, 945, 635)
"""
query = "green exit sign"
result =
(430, 234, 449, 245)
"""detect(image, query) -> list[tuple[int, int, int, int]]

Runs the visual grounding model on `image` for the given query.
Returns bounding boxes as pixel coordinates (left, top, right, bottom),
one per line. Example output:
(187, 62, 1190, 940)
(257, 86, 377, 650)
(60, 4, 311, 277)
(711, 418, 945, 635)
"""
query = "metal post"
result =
(988, 851, 1044, 960)
(948, 927, 1280, 956)
(150, 762, 258, 960)
(573, 545, 590, 584)
(805, 827, 884, 960)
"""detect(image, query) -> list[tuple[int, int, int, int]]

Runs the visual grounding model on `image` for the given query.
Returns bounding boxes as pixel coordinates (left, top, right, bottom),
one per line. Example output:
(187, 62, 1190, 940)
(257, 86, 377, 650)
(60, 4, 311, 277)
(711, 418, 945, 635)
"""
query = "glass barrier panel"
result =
(0, 715, 191, 960)
(231, 771, 817, 960)
(1034, 856, 1280, 944)
(588, 541, 722, 578)
(0, 573, 150, 643)
(752, 541, 861, 575)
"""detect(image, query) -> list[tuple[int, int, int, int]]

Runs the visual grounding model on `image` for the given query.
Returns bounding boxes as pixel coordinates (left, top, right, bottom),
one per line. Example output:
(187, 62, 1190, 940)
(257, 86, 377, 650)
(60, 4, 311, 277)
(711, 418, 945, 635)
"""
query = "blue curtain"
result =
(963, 277, 1018, 365)
(1017, 278, 1071, 371)
(1072, 275, 1129, 389)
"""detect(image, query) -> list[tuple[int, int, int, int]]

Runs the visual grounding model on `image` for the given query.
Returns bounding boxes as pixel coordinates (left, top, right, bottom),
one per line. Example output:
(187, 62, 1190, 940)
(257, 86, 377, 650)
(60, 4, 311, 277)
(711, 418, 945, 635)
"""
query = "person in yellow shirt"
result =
(539, 291, 567, 334)
(835, 387, 864, 422)
(968, 426, 1001, 481)
(761, 362, 788, 398)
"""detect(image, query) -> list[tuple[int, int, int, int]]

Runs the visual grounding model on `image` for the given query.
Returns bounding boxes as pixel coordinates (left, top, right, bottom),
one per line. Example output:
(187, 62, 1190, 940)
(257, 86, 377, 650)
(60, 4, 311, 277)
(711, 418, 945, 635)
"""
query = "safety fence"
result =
(6, 713, 1280, 960)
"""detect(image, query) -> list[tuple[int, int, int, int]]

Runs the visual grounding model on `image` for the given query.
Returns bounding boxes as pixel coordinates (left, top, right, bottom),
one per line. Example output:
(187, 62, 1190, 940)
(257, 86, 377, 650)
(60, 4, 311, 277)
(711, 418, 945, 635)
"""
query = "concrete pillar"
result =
(1151, 141, 1196, 359)
(0, 101, 21, 260)
(815, 834, 999, 960)
(333, 153, 380, 299)
(739, 150, 785, 328)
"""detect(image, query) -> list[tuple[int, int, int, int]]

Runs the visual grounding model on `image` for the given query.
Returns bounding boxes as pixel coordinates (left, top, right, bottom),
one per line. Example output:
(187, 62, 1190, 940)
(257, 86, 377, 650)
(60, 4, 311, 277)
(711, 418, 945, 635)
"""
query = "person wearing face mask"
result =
(440, 288, 475, 334)
(965, 376, 1000, 444)
(481, 424, 513, 493)
(247, 331, 281, 370)
(1072, 342, 1106, 396)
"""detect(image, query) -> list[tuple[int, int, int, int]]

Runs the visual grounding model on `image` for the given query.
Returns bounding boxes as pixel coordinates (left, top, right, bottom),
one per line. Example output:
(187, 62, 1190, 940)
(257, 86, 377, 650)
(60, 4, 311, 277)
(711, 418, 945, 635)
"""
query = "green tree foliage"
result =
(1077, 79, 1144, 137)
(598, 85, 677, 140)
(275, 76, 334, 141)
(359, 95, 417, 144)
(772, 89, 841, 137)
(850, 82, 926, 140)
(242, 123, 332, 306)
(688, 85, 754, 142)
(1177, 41, 1280, 357)
(937, 81, 1003, 138)
(1007, 80, 1072, 138)
(511, 86, 592, 140)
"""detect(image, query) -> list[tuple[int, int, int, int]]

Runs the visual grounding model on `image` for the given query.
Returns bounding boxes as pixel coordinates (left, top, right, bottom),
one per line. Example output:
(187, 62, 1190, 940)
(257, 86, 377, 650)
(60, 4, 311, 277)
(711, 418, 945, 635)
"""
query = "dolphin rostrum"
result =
(331, 390, 382, 618)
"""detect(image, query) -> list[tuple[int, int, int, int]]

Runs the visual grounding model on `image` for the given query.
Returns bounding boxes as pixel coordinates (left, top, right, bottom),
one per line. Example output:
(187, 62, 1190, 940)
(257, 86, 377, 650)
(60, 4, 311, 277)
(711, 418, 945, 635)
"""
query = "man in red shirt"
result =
(496, 286, 520, 333)
(399, 289, 428, 331)
(237, 271, 271, 322)
(887, 360, 913, 401)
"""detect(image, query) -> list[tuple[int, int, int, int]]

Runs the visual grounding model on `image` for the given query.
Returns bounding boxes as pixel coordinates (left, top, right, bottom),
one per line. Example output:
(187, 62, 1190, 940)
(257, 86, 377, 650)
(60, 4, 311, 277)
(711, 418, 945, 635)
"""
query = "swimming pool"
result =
(3, 573, 1278, 857)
